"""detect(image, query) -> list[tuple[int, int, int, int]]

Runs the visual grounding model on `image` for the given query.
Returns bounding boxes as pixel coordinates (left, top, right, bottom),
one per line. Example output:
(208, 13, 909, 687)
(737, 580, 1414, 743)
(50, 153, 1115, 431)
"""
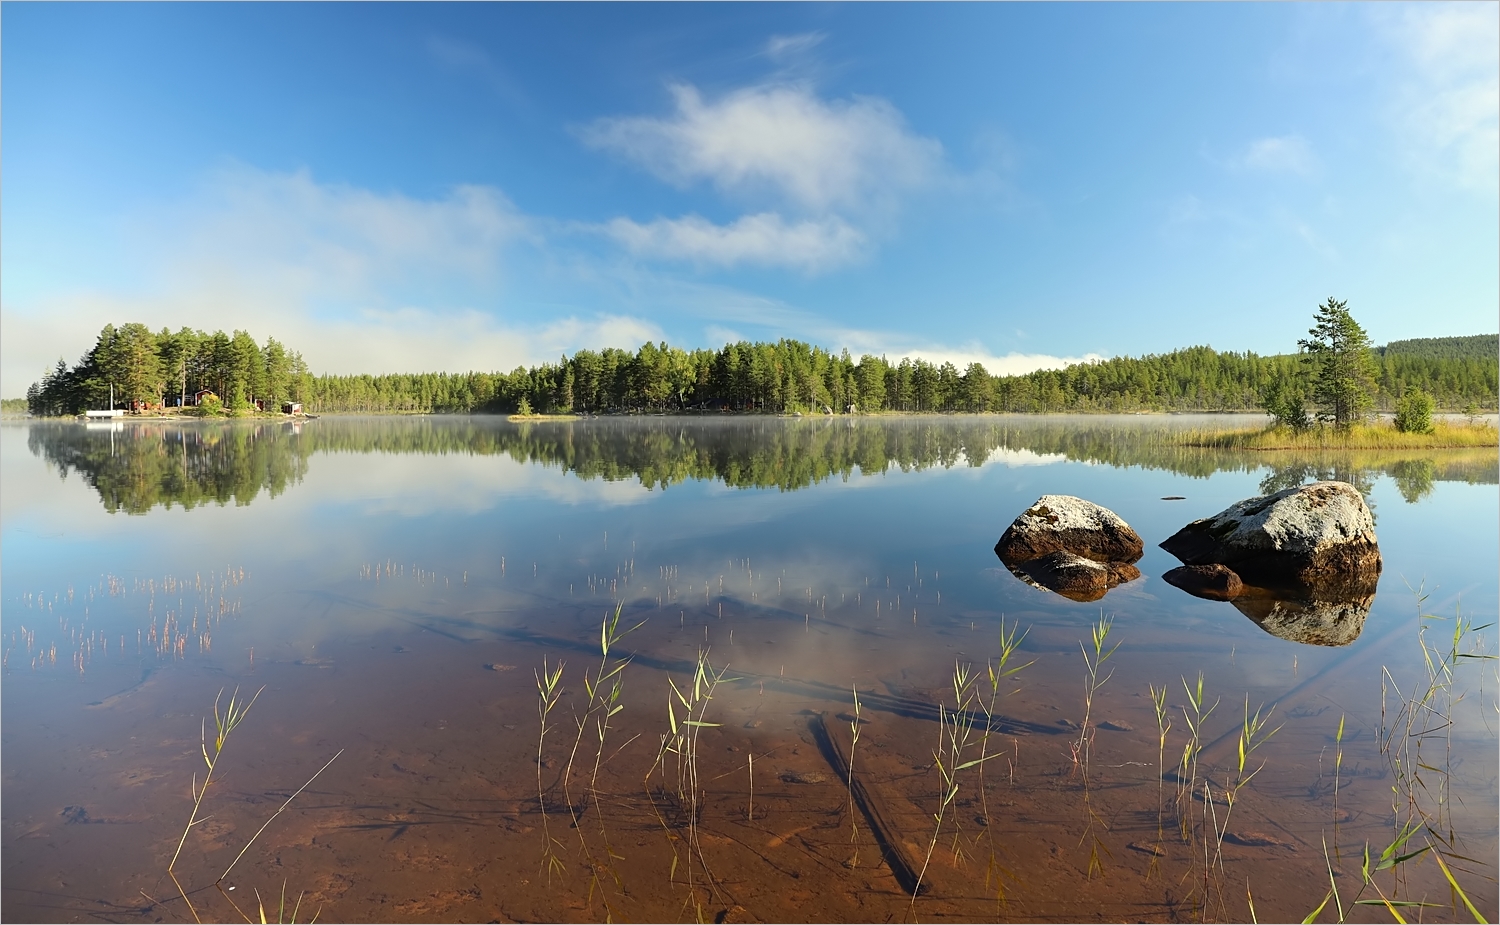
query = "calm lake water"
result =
(2, 415, 1496, 923)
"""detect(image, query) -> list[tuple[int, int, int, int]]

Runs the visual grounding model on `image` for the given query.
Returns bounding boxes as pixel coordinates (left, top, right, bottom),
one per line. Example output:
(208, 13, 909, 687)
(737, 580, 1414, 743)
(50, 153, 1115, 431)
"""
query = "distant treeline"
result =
(26, 416, 1497, 514)
(1381, 334, 1497, 361)
(24, 325, 1498, 417)
(306, 338, 1497, 415)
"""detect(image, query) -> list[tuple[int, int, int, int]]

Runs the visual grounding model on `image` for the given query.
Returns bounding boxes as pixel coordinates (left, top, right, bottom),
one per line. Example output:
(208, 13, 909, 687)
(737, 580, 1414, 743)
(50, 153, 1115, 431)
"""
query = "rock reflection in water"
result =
(1163, 568, 1377, 646)
(1230, 580, 1377, 646)
(1002, 556, 1141, 602)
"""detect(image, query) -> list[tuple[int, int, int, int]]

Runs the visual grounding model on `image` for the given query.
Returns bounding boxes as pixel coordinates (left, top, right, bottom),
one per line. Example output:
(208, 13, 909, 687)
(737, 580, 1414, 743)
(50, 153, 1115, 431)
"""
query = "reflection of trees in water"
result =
(1253, 450, 1495, 511)
(1258, 463, 1378, 504)
(26, 416, 1497, 513)
(28, 422, 311, 514)
(1388, 459, 1438, 503)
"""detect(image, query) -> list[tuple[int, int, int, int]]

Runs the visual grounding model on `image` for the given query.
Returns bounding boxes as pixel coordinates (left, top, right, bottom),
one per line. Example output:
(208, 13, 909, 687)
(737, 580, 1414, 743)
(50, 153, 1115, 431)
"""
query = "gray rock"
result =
(1159, 481, 1381, 584)
(994, 495, 1144, 565)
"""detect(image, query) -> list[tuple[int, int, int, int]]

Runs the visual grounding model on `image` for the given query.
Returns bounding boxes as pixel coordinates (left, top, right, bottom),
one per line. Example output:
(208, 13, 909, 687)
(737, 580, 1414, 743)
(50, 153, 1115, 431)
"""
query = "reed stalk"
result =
(976, 617, 1033, 905)
(1075, 613, 1119, 878)
(846, 684, 862, 862)
(167, 687, 263, 922)
(534, 656, 566, 880)
(648, 648, 732, 916)
(560, 602, 644, 918)
(910, 660, 986, 912)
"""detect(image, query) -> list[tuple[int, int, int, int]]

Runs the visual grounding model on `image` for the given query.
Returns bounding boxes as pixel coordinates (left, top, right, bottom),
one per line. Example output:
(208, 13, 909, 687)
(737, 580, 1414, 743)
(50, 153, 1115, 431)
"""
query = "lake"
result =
(2, 414, 1495, 923)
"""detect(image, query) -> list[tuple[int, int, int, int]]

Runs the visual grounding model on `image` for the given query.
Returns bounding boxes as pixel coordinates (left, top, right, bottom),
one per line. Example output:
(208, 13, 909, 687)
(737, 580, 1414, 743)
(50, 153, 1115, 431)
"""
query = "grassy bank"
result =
(1182, 420, 1497, 450)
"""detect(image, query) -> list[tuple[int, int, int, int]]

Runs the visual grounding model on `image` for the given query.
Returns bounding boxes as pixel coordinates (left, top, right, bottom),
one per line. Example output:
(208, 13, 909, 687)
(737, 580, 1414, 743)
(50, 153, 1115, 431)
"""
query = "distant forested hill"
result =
(1381, 334, 1498, 361)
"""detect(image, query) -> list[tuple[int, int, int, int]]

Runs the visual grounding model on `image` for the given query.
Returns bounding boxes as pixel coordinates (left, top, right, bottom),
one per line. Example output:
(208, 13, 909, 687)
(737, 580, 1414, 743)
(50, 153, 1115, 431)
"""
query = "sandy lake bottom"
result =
(3, 415, 1495, 923)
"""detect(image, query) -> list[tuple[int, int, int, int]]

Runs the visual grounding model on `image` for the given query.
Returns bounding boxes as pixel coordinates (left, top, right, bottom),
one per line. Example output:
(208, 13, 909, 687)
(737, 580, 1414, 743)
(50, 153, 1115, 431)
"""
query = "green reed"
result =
(561, 602, 644, 919)
(1075, 613, 1120, 878)
(534, 656, 567, 881)
(846, 684, 863, 864)
(648, 648, 732, 921)
(910, 659, 989, 914)
(977, 616, 1033, 905)
(1147, 683, 1172, 875)
(165, 687, 338, 925)
(1336, 584, 1497, 922)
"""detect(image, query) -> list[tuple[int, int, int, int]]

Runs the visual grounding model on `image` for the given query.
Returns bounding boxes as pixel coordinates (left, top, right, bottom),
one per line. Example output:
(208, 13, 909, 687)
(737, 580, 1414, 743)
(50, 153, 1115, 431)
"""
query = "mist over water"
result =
(3, 415, 1495, 922)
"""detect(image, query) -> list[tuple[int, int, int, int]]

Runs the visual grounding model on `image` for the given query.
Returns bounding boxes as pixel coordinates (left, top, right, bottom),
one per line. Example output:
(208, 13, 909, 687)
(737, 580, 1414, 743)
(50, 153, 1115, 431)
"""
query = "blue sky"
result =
(3, 3, 1496, 395)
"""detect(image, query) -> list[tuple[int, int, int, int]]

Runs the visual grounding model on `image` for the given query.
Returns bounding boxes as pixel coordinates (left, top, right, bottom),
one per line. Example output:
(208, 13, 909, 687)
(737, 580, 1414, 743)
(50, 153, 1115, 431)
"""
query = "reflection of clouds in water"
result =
(978, 446, 1070, 468)
(743, 444, 1070, 497)
(307, 452, 653, 516)
(0, 430, 102, 531)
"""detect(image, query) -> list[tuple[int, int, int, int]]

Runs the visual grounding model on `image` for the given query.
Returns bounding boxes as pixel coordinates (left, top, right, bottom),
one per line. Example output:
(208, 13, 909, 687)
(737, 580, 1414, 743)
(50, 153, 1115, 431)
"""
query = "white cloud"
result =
(580, 82, 944, 215)
(0, 166, 662, 395)
(816, 328, 1105, 376)
(703, 325, 744, 346)
(1241, 135, 1317, 175)
(578, 79, 950, 271)
(554, 265, 1107, 378)
(1377, 3, 1499, 192)
(602, 212, 865, 271)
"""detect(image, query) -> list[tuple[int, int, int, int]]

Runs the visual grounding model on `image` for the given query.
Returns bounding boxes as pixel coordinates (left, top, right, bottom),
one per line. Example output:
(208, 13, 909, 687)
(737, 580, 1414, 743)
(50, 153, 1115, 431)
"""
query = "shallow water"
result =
(2, 415, 1496, 923)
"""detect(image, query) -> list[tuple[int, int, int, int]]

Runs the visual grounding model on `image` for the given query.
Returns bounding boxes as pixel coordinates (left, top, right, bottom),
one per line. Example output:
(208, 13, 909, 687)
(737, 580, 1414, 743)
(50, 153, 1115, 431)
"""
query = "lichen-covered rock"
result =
(1159, 481, 1381, 584)
(1008, 551, 1141, 603)
(1162, 564, 1244, 601)
(994, 496, 1144, 565)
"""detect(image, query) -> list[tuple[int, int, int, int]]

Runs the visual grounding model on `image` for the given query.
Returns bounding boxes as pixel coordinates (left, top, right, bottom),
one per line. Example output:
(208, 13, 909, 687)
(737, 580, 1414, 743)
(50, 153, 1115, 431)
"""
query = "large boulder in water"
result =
(995, 496, 1143, 600)
(995, 495, 1144, 566)
(1159, 481, 1381, 585)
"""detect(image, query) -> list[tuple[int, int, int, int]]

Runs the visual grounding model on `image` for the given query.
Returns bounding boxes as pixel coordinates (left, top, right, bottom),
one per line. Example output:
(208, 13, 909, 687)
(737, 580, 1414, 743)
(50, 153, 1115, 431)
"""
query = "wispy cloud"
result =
(425, 34, 529, 108)
(1241, 135, 1318, 175)
(1287, 217, 1339, 261)
(0, 166, 661, 394)
(765, 32, 827, 62)
(601, 212, 865, 271)
(703, 324, 745, 345)
(179, 165, 524, 293)
(1, 161, 1084, 399)
(1376, 3, 1498, 192)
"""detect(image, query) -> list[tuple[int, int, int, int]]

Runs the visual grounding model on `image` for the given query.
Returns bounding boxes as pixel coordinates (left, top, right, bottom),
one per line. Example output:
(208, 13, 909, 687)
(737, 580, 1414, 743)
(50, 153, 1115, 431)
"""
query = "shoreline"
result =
(1179, 420, 1497, 451)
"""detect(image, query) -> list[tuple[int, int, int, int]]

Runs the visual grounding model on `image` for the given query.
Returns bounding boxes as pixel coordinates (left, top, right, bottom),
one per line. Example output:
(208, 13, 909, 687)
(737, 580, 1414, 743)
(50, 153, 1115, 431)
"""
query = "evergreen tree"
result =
(1260, 372, 1310, 430)
(1299, 298, 1377, 428)
(1394, 388, 1435, 434)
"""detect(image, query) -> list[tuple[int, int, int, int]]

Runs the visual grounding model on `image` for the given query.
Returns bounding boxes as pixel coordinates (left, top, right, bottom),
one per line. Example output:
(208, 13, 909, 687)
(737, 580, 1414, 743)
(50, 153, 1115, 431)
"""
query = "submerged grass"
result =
(1181, 420, 1497, 450)
(564, 602, 645, 918)
(1076, 614, 1120, 879)
(165, 687, 339, 924)
(647, 647, 733, 921)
